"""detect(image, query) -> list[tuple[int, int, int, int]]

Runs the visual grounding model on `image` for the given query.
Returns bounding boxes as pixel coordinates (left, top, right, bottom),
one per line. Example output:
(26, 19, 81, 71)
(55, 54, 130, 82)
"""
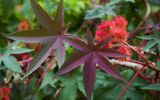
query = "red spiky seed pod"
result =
(113, 16, 128, 29)
(117, 45, 131, 61)
(18, 18, 30, 31)
(112, 28, 128, 43)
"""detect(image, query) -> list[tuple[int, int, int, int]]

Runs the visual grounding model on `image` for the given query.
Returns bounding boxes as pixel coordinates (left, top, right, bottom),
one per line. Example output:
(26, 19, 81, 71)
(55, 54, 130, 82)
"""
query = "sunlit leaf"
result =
(10, 48, 33, 54)
(143, 40, 158, 51)
(2, 56, 21, 72)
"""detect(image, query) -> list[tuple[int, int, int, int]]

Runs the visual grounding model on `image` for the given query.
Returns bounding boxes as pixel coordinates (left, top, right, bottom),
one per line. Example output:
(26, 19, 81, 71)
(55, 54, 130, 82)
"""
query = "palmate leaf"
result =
(54, 29, 128, 100)
(4, 0, 70, 77)
(5, 29, 57, 43)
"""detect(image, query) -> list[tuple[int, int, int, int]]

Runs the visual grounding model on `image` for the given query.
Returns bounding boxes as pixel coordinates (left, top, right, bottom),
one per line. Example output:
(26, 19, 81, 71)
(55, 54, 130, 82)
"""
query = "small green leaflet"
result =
(138, 27, 160, 52)
(142, 84, 160, 91)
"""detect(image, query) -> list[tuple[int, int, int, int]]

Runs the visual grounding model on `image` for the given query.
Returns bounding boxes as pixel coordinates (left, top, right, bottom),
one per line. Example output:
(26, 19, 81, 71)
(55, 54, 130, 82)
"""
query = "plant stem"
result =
(18, 57, 33, 63)
(124, 42, 160, 72)
(23, 77, 29, 100)
(22, 61, 31, 100)
(64, 34, 85, 43)
(129, 59, 160, 72)
(117, 66, 144, 100)
(30, 60, 57, 100)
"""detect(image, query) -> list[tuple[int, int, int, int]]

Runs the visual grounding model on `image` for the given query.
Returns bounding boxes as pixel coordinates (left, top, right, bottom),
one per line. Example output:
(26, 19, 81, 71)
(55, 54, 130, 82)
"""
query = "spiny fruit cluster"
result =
(95, 16, 131, 61)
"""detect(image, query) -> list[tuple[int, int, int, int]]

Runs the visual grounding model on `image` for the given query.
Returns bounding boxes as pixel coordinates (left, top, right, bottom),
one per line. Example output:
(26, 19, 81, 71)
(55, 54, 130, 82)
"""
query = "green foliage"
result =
(84, 4, 117, 19)
(148, 0, 160, 6)
(0, 41, 32, 72)
(142, 84, 160, 90)
(94, 69, 148, 100)
(138, 28, 160, 52)
(0, 0, 160, 100)
(84, 0, 136, 20)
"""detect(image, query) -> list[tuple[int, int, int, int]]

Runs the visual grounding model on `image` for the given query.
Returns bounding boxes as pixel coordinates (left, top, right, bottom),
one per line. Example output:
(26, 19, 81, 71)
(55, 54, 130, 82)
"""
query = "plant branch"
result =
(22, 61, 31, 100)
(124, 42, 160, 72)
(18, 57, 33, 63)
(117, 66, 145, 100)
(110, 59, 143, 70)
(30, 60, 57, 100)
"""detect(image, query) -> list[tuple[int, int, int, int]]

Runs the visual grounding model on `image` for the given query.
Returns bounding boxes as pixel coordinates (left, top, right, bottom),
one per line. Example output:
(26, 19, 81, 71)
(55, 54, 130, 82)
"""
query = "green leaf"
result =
(21, 0, 34, 20)
(59, 80, 77, 100)
(0, 58, 2, 66)
(110, 0, 135, 4)
(143, 40, 158, 51)
(1, 0, 18, 17)
(137, 35, 153, 40)
(40, 70, 58, 89)
(158, 42, 160, 52)
(77, 80, 86, 96)
(2, 56, 21, 72)
(156, 60, 160, 67)
(7, 41, 19, 50)
(84, 4, 117, 19)
(10, 48, 33, 54)
(142, 84, 160, 90)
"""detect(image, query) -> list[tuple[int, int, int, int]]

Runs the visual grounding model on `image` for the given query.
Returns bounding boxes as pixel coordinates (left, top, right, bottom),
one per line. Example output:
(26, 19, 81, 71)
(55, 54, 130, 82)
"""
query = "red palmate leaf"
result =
(54, 28, 128, 100)
(4, 0, 69, 77)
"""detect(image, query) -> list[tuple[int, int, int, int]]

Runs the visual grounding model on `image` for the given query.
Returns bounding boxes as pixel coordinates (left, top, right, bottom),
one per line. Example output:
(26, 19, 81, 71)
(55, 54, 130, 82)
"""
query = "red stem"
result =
(22, 61, 31, 100)
(23, 77, 29, 100)
(78, 20, 89, 34)
(18, 57, 33, 63)
(117, 66, 144, 100)
(123, 42, 148, 63)
(129, 59, 160, 72)
(30, 60, 57, 100)
(124, 42, 160, 72)
(64, 34, 85, 43)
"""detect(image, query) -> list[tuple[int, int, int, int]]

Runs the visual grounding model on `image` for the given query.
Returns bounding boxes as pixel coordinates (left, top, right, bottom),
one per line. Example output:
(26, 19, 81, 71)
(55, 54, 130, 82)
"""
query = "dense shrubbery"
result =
(0, 0, 160, 100)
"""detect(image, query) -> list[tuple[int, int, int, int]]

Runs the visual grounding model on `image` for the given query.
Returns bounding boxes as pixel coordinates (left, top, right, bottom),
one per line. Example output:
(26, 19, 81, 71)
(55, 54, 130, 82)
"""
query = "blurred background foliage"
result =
(0, 0, 160, 100)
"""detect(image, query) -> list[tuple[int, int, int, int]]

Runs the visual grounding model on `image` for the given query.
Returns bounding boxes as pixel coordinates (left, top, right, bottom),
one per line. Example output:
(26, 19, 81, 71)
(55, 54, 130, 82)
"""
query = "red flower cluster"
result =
(95, 16, 128, 46)
(18, 18, 30, 31)
(117, 45, 131, 61)
(95, 16, 131, 61)
(0, 86, 10, 100)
